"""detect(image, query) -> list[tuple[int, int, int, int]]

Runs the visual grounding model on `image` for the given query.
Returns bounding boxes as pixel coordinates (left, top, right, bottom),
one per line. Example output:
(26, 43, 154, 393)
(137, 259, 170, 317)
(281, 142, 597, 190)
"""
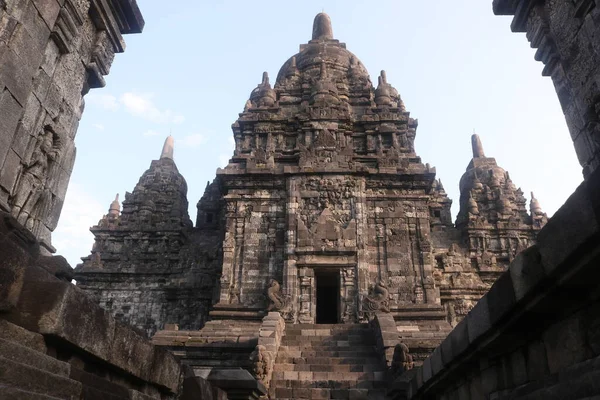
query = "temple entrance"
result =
(315, 270, 340, 324)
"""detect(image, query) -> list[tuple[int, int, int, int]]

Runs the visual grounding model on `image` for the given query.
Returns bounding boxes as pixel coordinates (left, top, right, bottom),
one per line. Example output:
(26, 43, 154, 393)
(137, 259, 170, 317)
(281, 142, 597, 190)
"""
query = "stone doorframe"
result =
(294, 252, 358, 324)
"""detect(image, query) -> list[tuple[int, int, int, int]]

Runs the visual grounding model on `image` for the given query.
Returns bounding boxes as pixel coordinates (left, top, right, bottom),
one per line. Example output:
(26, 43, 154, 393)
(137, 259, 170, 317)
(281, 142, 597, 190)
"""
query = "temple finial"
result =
(262, 71, 269, 85)
(381, 70, 387, 84)
(108, 193, 120, 217)
(312, 12, 333, 40)
(160, 135, 174, 160)
(471, 134, 485, 158)
(530, 192, 543, 214)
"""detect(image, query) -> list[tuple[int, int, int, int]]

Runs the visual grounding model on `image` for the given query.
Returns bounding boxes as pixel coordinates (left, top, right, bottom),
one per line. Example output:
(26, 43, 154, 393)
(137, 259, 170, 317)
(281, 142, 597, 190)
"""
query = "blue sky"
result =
(53, 1, 582, 267)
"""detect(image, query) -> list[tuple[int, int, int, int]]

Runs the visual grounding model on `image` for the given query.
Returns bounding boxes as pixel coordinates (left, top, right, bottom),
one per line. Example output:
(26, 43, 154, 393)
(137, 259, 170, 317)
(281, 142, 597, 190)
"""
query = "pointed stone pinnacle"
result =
(312, 12, 333, 40)
(160, 135, 174, 160)
(108, 193, 120, 216)
(471, 134, 485, 158)
(262, 71, 269, 85)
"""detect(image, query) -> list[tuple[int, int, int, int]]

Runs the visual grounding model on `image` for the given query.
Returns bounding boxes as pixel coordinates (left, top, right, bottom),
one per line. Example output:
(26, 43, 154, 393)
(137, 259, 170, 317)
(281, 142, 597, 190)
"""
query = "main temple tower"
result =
(204, 12, 452, 325)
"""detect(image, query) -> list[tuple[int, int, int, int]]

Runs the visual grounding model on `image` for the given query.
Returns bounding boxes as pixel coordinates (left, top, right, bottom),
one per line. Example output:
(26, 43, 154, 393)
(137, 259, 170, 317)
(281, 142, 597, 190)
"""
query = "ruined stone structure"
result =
(75, 10, 546, 370)
(0, 0, 143, 253)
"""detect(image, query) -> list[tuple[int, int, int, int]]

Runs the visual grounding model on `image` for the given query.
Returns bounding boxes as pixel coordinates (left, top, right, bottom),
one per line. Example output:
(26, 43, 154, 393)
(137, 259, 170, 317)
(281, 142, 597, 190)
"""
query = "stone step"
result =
(273, 363, 385, 373)
(275, 356, 383, 365)
(272, 387, 387, 400)
(0, 338, 70, 377)
(70, 367, 131, 399)
(271, 370, 387, 382)
(270, 378, 388, 390)
(0, 356, 81, 398)
(280, 339, 376, 347)
(0, 384, 65, 399)
(0, 320, 46, 353)
(278, 349, 377, 358)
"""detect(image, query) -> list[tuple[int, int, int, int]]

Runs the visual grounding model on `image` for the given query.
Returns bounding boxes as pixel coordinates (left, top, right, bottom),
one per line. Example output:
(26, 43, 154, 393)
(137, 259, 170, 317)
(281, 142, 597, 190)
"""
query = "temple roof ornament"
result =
(312, 12, 334, 40)
(160, 136, 174, 160)
(530, 192, 543, 214)
(471, 134, 486, 158)
(250, 71, 277, 108)
(108, 194, 120, 217)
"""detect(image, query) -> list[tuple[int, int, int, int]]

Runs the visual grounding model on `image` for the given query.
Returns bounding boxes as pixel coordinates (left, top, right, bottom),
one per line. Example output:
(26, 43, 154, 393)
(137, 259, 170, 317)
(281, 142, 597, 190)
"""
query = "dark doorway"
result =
(315, 270, 340, 324)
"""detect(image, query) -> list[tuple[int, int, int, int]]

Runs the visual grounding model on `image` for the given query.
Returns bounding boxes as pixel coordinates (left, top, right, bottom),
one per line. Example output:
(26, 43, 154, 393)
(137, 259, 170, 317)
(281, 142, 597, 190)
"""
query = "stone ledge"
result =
(9, 277, 181, 393)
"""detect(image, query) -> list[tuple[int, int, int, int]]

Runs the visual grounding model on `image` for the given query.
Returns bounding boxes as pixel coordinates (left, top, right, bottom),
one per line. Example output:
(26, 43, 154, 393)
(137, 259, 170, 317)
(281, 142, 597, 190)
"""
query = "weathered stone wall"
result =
(494, 0, 600, 177)
(0, 0, 143, 252)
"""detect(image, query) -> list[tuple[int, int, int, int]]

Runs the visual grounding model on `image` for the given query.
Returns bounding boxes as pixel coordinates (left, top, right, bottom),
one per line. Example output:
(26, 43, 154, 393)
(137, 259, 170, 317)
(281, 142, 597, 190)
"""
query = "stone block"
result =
(450, 318, 469, 359)
(0, 319, 45, 352)
(0, 88, 23, 165)
(526, 340, 549, 381)
(440, 334, 454, 366)
(422, 355, 433, 383)
(0, 47, 34, 105)
(537, 183, 599, 276)
(0, 355, 82, 398)
(509, 349, 528, 387)
(486, 272, 516, 326)
(509, 245, 545, 302)
(543, 313, 590, 374)
(0, 149, 21, 193)
(466, 295, 490, 344)
(31, 0, 61, 29)
(430, 346, 444, 376)
(110, 320, 156, 382)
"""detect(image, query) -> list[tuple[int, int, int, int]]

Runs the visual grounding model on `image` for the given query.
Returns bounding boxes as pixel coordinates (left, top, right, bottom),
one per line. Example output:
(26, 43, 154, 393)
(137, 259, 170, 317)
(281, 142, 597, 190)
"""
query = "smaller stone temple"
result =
(74, 12, 548, 397)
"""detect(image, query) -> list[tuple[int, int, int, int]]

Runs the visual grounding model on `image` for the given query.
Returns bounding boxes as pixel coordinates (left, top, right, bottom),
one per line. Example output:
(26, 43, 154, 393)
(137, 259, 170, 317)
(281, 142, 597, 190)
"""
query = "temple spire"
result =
(160, 135, 174, 160)
(471, 134, 485, 158)
(530, 192, 543, 214)
(312, 12, 333, 40)
(108, 194, 120, 217)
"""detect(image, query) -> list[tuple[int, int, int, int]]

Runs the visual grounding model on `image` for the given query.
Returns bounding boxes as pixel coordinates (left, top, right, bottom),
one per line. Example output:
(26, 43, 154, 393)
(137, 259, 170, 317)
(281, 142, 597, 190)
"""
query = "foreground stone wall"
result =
(494, 0, 600, 177)
(0, 0, 143, 252)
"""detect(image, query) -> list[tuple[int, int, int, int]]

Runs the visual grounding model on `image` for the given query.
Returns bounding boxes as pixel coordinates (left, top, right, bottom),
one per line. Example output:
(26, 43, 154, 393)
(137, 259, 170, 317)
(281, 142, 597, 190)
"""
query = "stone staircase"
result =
(269, 324, 388, 399)
(0, 320, 82, 399)
(0, 319, 158, 399)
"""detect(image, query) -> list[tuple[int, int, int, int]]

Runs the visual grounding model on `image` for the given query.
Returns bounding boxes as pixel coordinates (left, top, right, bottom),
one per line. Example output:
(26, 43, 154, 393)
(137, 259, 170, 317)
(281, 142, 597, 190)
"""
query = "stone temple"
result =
(72, 12, 548, 393)
(2, 1, 600, 399)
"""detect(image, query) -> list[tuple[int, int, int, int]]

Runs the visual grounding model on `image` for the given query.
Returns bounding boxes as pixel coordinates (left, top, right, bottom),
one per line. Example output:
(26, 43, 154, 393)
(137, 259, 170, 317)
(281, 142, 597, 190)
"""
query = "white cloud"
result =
(52, 183, 106, 268)
(94, 123, 105, 131)
(143, 129, 160, 136)
(179, 133, 207, 148)
(86, 94, 119, 111)
(120, 92, 185, 124)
